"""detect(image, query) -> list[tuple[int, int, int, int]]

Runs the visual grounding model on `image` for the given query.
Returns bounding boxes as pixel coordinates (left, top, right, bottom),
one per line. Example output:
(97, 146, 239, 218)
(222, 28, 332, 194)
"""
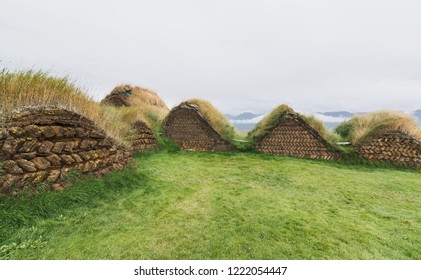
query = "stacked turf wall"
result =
(0, 107, 133, 194)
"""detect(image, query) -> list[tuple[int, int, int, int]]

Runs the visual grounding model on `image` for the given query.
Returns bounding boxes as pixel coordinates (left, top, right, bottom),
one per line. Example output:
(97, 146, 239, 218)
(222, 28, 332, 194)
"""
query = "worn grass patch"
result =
(1, 152, 420, 259)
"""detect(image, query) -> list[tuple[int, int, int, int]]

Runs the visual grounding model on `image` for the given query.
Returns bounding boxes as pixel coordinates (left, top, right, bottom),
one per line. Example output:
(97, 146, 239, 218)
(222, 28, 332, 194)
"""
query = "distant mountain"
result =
(318, 110, 421, 127)
(225, 112, 263, 120)
(311, 112, 353, 126)
(225, 112, 264, 132)
(231, 123, 258, 132)
(317, 111, 354, 118)
(226, 111, 351, 132)
(414, 110, 421, 124)
(225, 110, 421, 132)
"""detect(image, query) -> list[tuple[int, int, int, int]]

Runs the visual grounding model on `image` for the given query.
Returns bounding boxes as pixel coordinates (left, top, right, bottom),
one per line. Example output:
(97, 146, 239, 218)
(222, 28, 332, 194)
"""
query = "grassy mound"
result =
(0, 69, 131, 145)
(179, 99, 239, 144)
(248, 104, 338, 144)
(335, 111, 421, 145)
(128, 86, 169, 120)
(101, 105, 160, 138)
(101, 84, 169, 135)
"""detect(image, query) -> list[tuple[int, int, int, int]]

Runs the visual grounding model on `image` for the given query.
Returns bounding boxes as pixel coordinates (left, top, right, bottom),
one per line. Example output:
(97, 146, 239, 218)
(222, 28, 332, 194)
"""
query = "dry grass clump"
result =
(181, 99, 238, 143)
(129, 86, 169, 120)
(101, 105, 160, 136)
(0, 69, 131, 145)
(100, 84, 169, 134)
(101, 84, 169, 120)
(335, 111, 421, 145)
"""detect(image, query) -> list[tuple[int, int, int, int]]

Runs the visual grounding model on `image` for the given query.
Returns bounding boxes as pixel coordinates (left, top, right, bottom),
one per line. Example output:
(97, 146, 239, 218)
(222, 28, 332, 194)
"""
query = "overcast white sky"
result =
(1, 0, 420, 114)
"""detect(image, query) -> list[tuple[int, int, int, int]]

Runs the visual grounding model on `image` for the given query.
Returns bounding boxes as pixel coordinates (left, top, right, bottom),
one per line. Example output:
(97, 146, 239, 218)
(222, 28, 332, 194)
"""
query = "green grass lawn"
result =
(1, 151, 420, 259)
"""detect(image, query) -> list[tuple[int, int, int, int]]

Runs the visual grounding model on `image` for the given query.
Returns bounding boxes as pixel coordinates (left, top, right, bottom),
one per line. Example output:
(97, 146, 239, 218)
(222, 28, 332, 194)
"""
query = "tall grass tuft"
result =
(100, 84, 170, 137)
(128, 86, 169, 121)
(335, 111, 421, 145)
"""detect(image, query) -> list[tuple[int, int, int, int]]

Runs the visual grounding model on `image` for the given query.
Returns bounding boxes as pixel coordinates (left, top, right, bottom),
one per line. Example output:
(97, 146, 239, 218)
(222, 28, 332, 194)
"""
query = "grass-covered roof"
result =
(102, 85, 169, 117)
(176, 98, 239, 144)
(248, 104, 338, 144)
(335, 111, 421, 145)
(101, 84, 169, 134)
(248, 104, 294, 141)
(0, 69, 131, 145)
